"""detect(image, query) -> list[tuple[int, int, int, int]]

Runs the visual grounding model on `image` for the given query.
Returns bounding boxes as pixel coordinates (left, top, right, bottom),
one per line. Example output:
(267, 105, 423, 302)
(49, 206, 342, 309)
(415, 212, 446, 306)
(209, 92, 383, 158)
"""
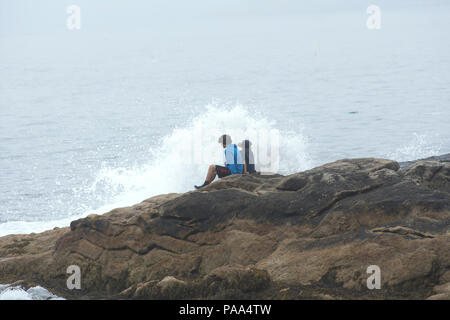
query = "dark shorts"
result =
(215, 165, 232, 178)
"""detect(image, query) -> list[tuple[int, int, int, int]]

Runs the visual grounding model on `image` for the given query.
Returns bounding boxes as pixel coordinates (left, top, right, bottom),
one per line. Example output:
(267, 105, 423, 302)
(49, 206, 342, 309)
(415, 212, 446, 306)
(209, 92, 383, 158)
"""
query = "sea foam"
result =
(0, 284, 63, 300)
(0, 104, 312, 236)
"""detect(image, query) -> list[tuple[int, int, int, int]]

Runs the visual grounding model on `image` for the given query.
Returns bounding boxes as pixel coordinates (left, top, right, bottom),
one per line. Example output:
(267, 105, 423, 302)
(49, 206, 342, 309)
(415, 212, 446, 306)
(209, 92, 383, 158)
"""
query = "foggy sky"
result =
(1, 0, 447, 36)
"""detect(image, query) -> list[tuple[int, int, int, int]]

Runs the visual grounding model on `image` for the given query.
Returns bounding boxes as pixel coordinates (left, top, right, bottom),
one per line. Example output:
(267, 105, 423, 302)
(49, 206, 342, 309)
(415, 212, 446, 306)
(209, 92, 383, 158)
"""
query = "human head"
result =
(218, 134, 232, 148)
(238, 140, 252, 150)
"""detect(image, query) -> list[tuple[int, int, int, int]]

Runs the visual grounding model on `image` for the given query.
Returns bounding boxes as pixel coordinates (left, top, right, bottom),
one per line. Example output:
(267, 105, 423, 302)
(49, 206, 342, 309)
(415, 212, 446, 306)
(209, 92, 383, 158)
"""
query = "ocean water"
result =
(0, 1, 449, 240)
(0, 284, 63, 300)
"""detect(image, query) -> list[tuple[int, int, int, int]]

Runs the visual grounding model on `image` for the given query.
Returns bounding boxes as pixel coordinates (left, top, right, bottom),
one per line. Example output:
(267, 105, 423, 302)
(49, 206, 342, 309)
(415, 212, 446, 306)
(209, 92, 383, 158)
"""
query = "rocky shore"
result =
(1, 155, 449, 299)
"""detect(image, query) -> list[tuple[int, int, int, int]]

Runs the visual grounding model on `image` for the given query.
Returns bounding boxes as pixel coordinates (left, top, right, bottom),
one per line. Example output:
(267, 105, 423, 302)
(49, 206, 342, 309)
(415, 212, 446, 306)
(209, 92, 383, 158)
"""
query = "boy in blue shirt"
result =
(195, 134, 244, 189)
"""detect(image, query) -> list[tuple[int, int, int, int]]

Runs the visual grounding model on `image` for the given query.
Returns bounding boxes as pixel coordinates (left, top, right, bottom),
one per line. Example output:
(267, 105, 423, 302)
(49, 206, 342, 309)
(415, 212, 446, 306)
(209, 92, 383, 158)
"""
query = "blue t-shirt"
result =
(224, 144, 244, 174)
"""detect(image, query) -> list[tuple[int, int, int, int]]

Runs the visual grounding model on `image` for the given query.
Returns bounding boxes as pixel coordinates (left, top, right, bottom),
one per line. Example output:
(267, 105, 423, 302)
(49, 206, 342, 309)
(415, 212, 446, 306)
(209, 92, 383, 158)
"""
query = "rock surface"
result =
(399, 153, 450, 170)
(0, 157, 449, 299)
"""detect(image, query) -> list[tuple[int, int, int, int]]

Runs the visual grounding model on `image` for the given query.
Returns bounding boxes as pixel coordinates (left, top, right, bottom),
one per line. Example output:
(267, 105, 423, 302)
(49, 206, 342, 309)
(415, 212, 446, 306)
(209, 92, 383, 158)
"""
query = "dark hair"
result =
(238, 140, 252, 149)
(218, 134, 232, 146)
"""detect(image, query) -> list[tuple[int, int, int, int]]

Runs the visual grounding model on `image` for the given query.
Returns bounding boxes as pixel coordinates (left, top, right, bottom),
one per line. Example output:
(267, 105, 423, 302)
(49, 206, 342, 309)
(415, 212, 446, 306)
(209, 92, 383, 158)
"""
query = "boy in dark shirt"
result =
(238, 140, 257, 174)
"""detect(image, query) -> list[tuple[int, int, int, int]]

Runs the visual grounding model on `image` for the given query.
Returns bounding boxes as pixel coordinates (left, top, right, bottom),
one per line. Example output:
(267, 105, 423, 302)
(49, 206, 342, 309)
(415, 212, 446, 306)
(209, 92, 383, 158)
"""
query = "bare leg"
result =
(195, 165, 217, 189)
(205, 164, 217, 183)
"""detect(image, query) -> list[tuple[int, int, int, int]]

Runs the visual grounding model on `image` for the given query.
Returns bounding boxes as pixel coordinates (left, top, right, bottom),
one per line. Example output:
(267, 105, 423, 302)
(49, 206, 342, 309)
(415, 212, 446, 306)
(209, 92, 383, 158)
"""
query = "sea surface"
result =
(0, 0, 450, 299)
